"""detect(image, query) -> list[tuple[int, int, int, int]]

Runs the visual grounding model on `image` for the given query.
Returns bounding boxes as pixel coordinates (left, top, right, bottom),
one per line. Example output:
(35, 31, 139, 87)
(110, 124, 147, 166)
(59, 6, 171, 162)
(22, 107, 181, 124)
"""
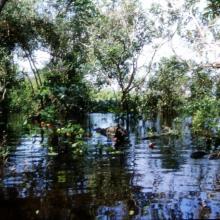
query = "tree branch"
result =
(24, 49, 40, 88)
(125, 56, 138, 92)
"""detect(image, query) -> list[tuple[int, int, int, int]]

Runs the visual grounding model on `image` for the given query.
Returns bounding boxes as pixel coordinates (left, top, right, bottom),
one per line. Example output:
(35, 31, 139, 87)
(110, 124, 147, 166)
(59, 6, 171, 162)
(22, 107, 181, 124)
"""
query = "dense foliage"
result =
(143, 57, 189, 122)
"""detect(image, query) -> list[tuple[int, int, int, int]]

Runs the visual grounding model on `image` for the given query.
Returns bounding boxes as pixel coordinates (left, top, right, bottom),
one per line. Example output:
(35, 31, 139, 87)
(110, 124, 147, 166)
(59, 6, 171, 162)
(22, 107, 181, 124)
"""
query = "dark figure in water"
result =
(190, 151, 207, 159)
(114, 124, 128, 149)
(95, 125, 127, 139)
(95, 125, 128, 148)
(94, 127, 107, 136)
(115, 124, 127, 143)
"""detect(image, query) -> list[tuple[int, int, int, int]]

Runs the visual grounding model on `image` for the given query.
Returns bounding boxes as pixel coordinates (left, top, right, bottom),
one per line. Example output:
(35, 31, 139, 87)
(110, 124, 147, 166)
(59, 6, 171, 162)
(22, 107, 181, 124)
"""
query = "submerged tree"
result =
(186, 68, 219, 138)
(89, 0, 150, 114)
(36, 0, 99, 120)
(143, 57, 189, 126)
(190, 68, 213, 101)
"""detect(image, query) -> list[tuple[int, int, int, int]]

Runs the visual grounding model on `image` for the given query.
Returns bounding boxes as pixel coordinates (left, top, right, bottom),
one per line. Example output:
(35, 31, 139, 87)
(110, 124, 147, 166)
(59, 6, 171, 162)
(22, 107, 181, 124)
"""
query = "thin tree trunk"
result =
(0, 87, 6, 103)
(121, 91, 130, 131)
(0, 77, 7, 103)
(28, 51, 43, 86)
(24, 50, 40, 89)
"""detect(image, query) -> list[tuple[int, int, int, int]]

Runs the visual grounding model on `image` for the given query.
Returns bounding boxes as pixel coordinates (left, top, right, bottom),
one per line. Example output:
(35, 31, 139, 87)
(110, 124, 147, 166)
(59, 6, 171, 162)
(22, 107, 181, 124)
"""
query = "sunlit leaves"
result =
(89, 0, 150, 112)
(190, 96, 220, 136)
(0, 0, 43, 51)
(190, 68, 213, 101)
(143, 57, 189, 120)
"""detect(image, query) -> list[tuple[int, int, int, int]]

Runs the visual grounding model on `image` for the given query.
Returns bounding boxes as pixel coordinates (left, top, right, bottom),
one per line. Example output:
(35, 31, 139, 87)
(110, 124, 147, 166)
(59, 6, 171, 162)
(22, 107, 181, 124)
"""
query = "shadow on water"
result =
(0, 113, 220, 219)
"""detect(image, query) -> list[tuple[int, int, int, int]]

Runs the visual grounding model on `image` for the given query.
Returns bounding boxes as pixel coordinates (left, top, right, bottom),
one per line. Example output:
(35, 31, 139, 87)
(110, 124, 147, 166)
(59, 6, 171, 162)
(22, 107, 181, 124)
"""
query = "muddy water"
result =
(0, 113, 220, 219)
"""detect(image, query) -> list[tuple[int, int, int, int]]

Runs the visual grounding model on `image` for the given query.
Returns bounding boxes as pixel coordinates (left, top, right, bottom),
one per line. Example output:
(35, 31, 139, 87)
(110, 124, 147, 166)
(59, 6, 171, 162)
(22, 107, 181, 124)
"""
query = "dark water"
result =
(0, 113, 220, 220)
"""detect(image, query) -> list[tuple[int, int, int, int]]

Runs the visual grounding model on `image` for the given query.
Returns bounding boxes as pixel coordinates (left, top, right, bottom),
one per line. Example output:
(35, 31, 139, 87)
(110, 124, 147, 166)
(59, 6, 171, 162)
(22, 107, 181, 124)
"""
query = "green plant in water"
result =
(187, 96, 220, 137)
(0, 146, 9, 164)
(71, 141, 87, 156)
(57, 123, 84, 139)
(56, 122, 87, 156)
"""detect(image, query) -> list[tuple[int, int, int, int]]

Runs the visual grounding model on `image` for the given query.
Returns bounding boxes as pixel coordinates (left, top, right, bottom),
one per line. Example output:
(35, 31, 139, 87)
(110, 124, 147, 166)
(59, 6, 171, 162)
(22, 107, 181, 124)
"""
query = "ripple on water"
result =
(0, 113, 220, 219)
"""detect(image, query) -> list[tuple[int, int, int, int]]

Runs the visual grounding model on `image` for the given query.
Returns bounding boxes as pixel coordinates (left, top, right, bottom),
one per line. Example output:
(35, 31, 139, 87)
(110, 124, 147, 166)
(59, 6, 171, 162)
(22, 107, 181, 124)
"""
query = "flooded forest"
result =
(1, 0, 220, 219)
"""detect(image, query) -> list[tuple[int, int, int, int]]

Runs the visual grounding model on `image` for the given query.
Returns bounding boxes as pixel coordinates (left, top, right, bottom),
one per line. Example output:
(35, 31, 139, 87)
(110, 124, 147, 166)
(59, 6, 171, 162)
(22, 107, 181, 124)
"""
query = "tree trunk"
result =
(24, 50, 40, 88)
(121, 91, 130, 131)
(0, 86, 6, 103)
(121, 91, 127, 112)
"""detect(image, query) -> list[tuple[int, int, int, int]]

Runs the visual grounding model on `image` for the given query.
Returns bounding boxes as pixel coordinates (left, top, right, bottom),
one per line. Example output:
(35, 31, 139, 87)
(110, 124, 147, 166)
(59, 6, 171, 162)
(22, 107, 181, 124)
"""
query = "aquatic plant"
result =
(56, 122, 87, 156)
(0, 145, 9, 164)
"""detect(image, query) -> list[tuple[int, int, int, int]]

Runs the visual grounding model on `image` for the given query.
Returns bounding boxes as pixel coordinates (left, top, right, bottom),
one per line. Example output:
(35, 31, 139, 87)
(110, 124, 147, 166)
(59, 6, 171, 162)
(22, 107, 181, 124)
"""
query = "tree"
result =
(37, 0, 99, 118)
(205, 0, 220, 19)
(0, 0, 53, 105)
(89, 0, 151, 115)
(190, 68, 213, 101)
(144, 0, 220, 70)
(0, 48, 16, 104)
(185, 67, 217, 137)
(143, 57, 189, 126)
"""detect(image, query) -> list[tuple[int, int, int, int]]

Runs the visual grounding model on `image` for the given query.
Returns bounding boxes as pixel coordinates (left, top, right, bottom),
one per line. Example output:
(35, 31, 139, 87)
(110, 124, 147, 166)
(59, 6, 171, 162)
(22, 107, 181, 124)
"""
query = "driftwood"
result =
(95, 125, 128, 143)
(203, 62, 220, 69)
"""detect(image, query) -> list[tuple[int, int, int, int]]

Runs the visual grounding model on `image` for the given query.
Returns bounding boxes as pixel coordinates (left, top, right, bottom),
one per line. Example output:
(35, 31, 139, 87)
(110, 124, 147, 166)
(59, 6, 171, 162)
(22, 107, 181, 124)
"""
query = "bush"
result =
(186, 96, 220, 137)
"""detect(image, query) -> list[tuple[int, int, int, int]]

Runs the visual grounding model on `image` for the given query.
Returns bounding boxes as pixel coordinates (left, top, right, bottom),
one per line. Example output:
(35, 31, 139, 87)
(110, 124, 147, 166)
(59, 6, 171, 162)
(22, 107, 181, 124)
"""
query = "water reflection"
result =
(0, 113, 219, 219)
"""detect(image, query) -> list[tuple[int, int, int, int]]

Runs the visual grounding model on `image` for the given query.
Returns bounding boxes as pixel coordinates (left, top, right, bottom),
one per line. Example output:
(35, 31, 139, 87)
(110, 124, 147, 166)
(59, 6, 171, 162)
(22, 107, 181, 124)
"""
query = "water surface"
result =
(0, 113, 220, 219)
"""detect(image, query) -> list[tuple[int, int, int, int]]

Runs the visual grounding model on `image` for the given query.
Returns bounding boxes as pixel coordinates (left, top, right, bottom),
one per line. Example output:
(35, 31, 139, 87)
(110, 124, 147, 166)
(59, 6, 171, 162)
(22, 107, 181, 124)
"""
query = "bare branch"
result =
(203, 62, 220, 68)
(190, 7, 205, 39)
(24, 49, 40, 88)
(115, 62, 124, 91)
(136, 25, 179, 90)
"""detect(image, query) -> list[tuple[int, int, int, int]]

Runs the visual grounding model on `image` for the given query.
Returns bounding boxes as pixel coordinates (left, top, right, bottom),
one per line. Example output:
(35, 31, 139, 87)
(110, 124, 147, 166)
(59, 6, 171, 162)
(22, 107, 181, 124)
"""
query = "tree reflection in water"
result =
(0, 113, 220, 219)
